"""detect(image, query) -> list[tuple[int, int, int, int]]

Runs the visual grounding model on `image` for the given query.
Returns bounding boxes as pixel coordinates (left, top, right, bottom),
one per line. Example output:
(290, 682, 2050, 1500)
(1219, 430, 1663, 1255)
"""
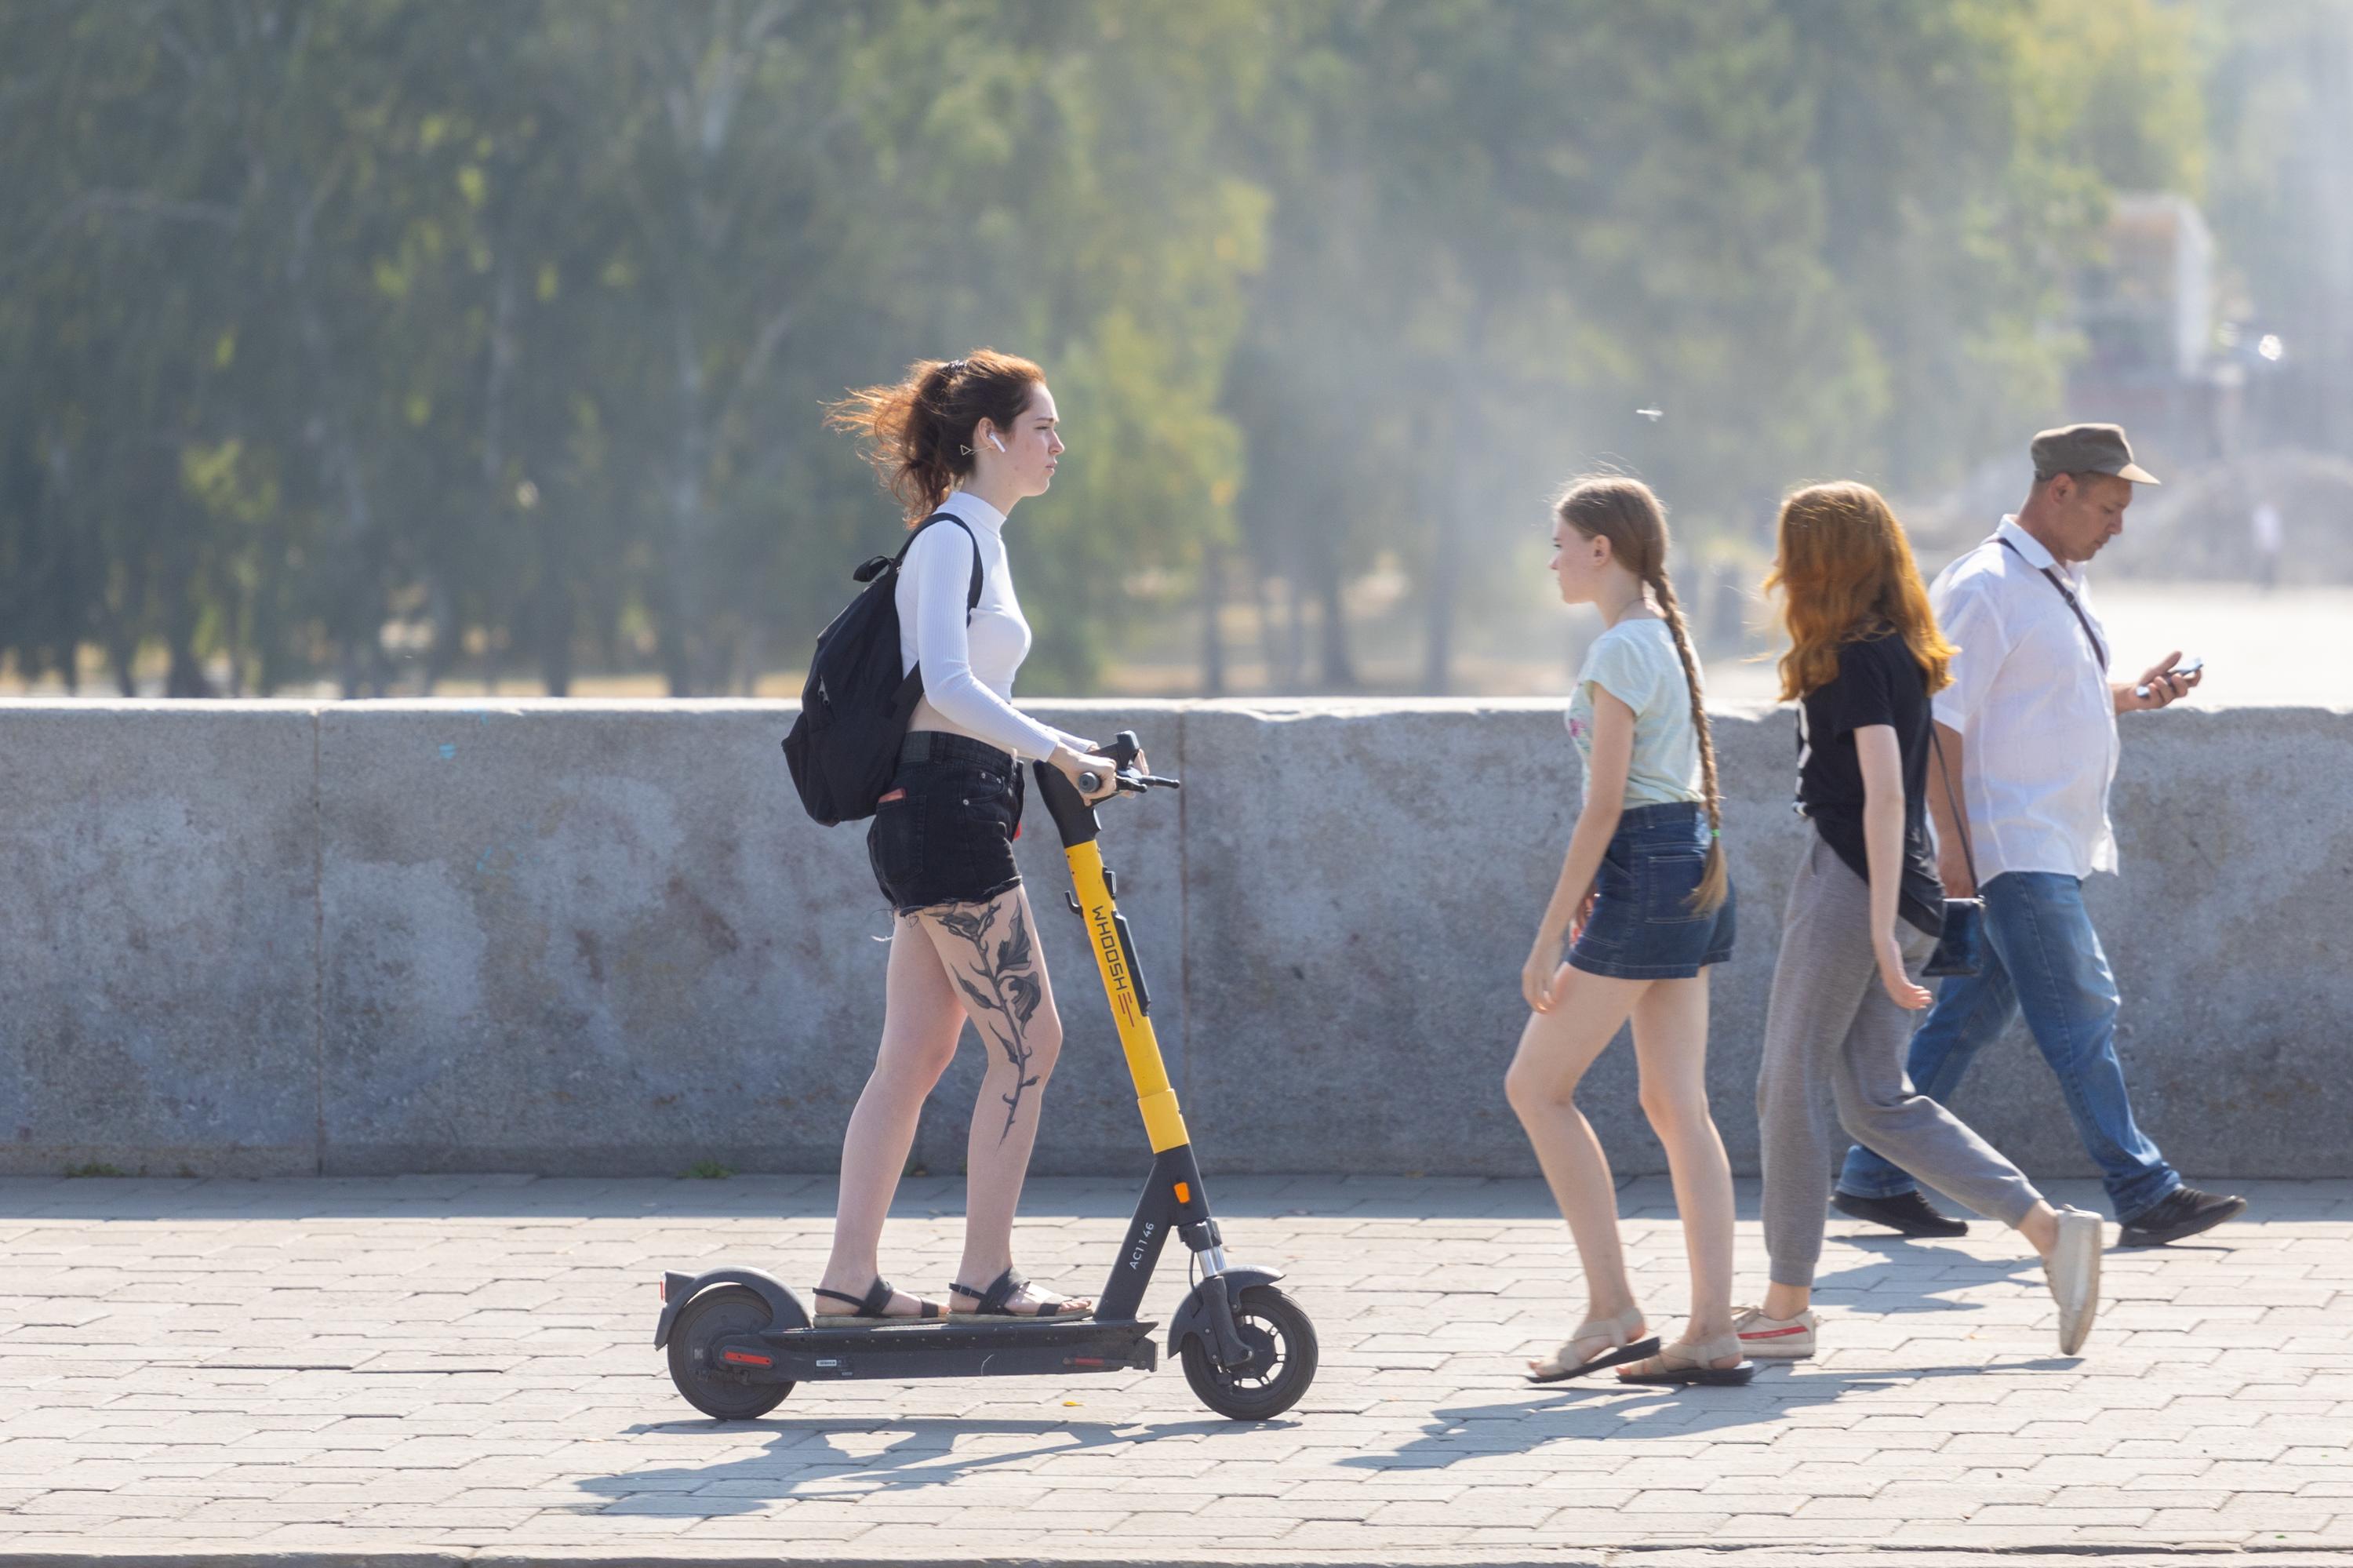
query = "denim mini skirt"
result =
(1566, 800, 1737, 980)
(865, 730, 1025, 915)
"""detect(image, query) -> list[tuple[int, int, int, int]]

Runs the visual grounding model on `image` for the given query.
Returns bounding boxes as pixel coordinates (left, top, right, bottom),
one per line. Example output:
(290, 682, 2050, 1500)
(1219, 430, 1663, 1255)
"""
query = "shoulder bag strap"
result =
(1998, 536, 2107, 670)
(1926, 722, 1980, 893)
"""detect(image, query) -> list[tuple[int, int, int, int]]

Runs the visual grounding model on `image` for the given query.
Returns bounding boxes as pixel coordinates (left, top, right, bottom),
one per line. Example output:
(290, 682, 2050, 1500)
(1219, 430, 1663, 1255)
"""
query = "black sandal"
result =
(947, 1267, 1089, 1319)
(1527, 1307, 1660, 1384)
(812, 1278, 944, 1321)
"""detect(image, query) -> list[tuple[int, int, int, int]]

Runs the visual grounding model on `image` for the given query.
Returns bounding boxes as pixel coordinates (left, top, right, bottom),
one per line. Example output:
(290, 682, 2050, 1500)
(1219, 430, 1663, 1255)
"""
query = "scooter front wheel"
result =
(1180, 1283, 1318, 1421)
(667, 1284, 791, 1421)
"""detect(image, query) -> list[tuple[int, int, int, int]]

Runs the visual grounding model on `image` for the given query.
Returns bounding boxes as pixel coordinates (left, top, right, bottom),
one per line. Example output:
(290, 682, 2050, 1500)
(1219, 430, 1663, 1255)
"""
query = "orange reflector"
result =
(657, 1279, 668, 1302)
(1173, 1182, 1191, 1205)
(721, 1350, 773, 1367)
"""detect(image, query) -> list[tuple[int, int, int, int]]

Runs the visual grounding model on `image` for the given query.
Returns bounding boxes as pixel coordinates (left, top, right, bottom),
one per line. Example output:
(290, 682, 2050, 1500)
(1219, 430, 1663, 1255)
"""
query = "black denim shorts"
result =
(866, 730, 1026, 915)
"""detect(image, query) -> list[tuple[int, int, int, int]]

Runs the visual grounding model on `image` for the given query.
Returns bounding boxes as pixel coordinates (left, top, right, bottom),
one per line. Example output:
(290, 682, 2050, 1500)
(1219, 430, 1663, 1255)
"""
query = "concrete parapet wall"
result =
(3, 698, 2344, 1181)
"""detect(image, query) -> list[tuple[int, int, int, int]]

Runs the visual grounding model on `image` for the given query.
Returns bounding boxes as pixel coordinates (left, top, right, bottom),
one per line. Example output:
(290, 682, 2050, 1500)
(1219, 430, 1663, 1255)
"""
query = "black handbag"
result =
(1922, 726, 1985, 978)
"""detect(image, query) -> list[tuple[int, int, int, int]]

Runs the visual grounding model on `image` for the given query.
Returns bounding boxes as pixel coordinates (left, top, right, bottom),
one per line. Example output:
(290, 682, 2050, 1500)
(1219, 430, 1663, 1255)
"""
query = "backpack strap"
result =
(896, 511, 984, 617)
(889, 511, 985, 719)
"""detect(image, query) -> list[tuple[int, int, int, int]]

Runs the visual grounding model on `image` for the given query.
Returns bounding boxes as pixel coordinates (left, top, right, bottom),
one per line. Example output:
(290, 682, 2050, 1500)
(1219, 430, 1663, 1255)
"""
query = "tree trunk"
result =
(1198, 540, 1227, 697)
(470, 247, 520, 702)
(421, 577, 458, 696)
(737, 626, 765, 696)
(536, 562, 574, 697)
(287, 167, 380, 702)
(1283, 574, 1307, 691)
(1421, 526, 1459, 695)
(107, 556, 146, 697)
(660, 303, 709, 697)
(165, 637, 211, 698)
(1312, 544, 1356, 691)
(163, 541, 211, 698)
(1254, 569, 1284, 692)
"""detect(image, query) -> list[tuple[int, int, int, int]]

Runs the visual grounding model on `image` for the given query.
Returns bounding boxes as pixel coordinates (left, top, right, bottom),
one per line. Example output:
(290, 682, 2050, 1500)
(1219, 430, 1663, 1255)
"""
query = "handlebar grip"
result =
(1078, 771, 1104, 795)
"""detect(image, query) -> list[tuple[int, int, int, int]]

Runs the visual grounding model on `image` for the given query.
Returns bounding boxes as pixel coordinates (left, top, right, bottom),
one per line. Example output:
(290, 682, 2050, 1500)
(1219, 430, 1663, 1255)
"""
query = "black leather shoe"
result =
(2119, 1186, 2246, 1247)
(1831, 1188, 1969, 1238)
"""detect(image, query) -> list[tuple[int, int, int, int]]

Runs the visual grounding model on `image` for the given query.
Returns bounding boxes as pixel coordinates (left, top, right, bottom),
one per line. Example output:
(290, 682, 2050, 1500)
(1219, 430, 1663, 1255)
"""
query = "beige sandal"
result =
(1615, 1332, 1755, 1385)
(946, 1267, 1090, 1319)
(1527, 1306, 1657, 1384)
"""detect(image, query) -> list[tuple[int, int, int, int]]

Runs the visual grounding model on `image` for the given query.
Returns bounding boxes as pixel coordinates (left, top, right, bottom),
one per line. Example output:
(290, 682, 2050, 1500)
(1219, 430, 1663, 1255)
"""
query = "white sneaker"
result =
(2046, 1207, 2104, 1355)
(1731, 1305, 1817, 1359)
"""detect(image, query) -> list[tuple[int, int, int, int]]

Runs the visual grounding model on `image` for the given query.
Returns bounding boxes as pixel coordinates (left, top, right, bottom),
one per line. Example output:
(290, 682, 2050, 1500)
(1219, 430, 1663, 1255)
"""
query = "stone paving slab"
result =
(0, 1174, 2348, 1568)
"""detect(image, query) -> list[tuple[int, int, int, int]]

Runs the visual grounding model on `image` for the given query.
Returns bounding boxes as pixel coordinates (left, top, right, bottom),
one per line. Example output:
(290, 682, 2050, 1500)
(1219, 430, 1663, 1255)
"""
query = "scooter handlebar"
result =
(1078, 730, 1180, 796)
(1077, 768, 1180, 796)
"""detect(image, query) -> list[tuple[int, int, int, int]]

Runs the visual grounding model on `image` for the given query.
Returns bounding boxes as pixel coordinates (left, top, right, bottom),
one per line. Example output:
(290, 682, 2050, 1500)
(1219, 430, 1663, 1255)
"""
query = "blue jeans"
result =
(1835, 871, 2180, 1223)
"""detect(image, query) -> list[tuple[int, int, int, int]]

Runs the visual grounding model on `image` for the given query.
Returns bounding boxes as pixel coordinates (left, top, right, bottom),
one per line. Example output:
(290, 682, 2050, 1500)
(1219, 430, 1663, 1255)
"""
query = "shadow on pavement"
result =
(1342, 1360, 2078, 1468)
(1809, 1235, 2040, 1311)
(577, 1413, 1270, 1514)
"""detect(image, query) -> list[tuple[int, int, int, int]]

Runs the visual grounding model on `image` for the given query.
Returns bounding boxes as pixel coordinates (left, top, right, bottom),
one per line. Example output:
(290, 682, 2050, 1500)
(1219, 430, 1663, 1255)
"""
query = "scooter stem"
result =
(1062, 837, 1188, 1154)
(1033, 743, 1189, 1155)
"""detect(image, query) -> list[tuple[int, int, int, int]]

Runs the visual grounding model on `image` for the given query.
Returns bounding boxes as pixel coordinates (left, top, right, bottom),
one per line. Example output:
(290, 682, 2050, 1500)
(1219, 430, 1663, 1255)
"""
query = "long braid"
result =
(1555, 472, 1729, 915)
(1648, 568, 1729, 913)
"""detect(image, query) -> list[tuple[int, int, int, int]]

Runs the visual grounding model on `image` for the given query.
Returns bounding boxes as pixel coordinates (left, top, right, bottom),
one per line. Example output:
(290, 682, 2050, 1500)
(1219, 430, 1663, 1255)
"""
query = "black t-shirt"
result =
(1795, 630, 1944, 937)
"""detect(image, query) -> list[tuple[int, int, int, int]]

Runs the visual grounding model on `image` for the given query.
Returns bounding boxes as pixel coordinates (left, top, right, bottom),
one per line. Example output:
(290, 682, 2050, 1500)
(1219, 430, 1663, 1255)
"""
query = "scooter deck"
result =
(755, 1316, 1159, 1381)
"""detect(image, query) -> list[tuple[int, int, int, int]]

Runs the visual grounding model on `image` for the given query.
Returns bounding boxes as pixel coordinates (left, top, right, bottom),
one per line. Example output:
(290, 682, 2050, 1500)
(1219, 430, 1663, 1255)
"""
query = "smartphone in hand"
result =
(2136, 655, 2203, 700)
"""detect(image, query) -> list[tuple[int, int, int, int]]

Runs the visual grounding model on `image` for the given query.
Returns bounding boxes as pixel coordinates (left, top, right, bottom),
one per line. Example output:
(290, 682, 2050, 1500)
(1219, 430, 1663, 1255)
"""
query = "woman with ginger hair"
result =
(1737, 482, 2103, 1362)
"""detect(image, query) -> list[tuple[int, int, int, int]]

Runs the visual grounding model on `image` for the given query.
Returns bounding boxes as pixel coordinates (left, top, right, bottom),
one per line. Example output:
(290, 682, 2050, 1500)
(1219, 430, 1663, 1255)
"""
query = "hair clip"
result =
(944, 358, 968, 377)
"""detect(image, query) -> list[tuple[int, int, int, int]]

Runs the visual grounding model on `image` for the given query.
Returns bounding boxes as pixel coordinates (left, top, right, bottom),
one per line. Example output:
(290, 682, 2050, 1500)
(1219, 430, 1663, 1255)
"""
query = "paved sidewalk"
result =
(1, 1174, 2348, 1568)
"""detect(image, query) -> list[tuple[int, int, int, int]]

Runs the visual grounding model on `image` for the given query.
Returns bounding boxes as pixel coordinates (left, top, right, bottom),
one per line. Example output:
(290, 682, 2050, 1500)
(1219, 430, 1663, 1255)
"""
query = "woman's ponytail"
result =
(827, 349, 1045, 522)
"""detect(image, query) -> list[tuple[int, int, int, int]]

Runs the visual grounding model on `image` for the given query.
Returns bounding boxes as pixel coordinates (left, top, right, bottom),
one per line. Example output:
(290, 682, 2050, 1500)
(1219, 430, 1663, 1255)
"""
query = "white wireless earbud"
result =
(987, 432, 1007, 453)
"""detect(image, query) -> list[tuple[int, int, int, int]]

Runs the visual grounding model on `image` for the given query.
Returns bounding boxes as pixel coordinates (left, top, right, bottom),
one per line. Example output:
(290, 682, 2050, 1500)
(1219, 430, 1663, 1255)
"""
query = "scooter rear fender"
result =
(1167, 1265, 1285, 1362)
(653, 1266, 808, 1348)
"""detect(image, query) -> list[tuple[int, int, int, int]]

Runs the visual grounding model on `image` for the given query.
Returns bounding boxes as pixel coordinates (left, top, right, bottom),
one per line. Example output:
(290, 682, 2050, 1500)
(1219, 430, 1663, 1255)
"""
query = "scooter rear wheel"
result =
(667, 1284, 791, 1421)
(1180, 1283, 1318, 1421)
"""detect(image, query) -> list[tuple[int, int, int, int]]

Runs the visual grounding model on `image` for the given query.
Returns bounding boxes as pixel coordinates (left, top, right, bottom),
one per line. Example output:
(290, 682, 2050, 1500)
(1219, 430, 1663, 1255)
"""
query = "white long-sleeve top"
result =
(894, 489, 1079, 762)
(1928, 516, 2122, 881)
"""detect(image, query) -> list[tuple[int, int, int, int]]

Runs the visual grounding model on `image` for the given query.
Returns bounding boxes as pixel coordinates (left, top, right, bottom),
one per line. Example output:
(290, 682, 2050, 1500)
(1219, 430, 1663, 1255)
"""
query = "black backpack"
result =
(783, 512, 983, 825)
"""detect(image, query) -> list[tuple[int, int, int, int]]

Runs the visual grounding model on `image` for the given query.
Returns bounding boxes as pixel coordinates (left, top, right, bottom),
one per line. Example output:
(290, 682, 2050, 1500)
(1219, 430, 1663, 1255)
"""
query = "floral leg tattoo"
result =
(935, 900, 1045, 1142)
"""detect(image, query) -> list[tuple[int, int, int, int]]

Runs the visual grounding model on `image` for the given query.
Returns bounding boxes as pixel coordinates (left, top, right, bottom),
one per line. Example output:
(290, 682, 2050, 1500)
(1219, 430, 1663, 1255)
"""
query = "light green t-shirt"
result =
(1565, 616, 1704, 806)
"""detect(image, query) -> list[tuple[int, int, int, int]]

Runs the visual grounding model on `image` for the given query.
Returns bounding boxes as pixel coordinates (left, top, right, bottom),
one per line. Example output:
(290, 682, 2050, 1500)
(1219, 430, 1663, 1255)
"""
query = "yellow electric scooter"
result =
(654, 732, 1317, 1421)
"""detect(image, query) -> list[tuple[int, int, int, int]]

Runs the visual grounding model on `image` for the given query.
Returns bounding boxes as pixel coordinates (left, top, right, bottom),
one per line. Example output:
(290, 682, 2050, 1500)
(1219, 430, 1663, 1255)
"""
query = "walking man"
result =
(1831, 424, 2246, 1249)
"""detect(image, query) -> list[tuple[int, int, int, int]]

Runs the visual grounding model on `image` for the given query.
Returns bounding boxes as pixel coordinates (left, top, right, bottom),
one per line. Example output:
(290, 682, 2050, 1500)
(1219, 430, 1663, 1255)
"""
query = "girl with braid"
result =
(1508, 475, 1754, 1387)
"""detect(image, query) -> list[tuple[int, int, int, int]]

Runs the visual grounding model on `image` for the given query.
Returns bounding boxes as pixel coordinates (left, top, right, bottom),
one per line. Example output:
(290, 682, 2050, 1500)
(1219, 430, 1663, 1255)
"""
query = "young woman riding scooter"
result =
(1507, 475, 1753, 1388)
(816, 350, 1129, 1324)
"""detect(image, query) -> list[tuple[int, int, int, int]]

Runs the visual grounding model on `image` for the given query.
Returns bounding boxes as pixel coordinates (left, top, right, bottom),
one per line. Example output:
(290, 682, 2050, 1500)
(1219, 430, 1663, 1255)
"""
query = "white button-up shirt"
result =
(1929, 517, 2121, 881)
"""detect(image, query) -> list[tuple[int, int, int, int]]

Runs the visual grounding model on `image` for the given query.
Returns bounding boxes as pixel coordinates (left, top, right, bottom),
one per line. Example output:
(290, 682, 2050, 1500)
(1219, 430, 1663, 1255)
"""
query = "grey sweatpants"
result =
(1758, 837, 2044, 1287)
